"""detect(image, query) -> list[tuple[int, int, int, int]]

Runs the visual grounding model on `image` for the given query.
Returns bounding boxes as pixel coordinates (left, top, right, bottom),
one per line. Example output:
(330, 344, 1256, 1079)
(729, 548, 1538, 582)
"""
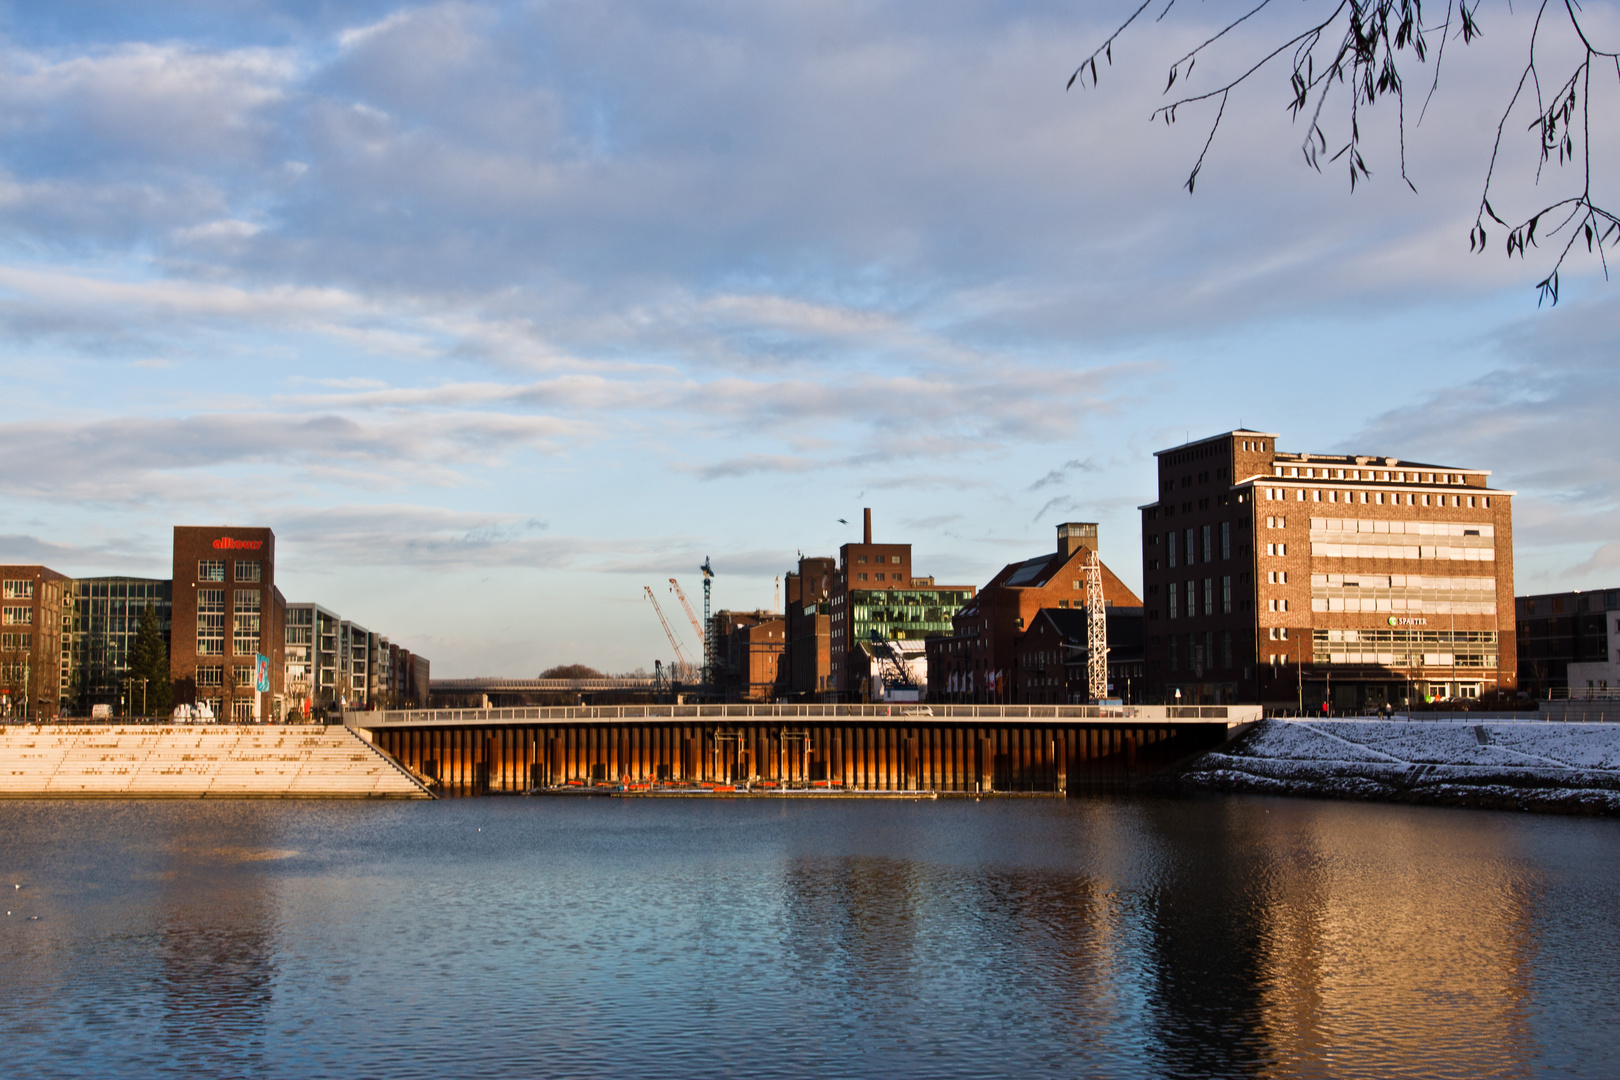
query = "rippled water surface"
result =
(1, 795, 1617, 1078)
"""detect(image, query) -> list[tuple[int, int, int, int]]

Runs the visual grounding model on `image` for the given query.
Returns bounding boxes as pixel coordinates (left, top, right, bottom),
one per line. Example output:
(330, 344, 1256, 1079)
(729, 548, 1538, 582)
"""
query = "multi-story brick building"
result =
(826, 510, 975, 701)
(710, 609, 786, 701)
(1516, 588, 1620, 698)
(1141, 430, 1515, 710)
(783, 555, 835, 697)
(0, 564, 70, 719)
(926, 523, 1141, 704)
(170, 526, 288, 721)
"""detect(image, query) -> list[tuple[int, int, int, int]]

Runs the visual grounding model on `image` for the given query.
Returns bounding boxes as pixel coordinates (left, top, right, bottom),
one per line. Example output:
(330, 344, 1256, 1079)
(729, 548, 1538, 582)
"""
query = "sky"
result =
(2, 0, 1618, 677)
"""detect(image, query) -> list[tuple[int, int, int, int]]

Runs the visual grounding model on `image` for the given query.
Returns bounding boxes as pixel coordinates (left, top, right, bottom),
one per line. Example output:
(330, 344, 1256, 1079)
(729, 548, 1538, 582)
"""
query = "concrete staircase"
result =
(0, 724, 433, 798)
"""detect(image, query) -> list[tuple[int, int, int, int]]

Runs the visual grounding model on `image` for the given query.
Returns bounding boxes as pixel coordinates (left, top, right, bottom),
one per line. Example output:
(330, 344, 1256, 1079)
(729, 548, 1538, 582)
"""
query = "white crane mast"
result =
(1085, 549, 1108, 702)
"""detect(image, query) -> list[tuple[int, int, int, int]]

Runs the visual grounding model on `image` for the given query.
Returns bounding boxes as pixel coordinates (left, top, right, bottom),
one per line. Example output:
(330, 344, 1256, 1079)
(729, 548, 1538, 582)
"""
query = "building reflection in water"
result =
(772, 799, 1543, 1079)
(152, 809, 283, 1076)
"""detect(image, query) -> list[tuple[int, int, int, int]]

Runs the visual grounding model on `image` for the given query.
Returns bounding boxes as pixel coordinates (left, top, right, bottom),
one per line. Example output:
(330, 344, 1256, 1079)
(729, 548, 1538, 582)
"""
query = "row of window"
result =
(2, 606, 33, 625)
(854, 555, 903, 565)
(1165, 631, 1235, 673)
(1167, 576, 1234, 618)
(197, 560, 262, 583)
(2, 580, 33, 600)
(1, 632, 32, 651)
(194, 664, 258, 689)
(196, 590, 262, 657)
(1154, 523, 1234, 567)
(1273, 465, 1471, 484)
(1264, 487, 1492, 508)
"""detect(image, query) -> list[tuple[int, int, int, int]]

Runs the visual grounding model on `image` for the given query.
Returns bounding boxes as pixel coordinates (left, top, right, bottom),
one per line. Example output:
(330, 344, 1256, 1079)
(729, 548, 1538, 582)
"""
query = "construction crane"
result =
(700, 556, 714, 685)
(1084, 549, 1109, 701)
(644, 586, 697, 683)
(668, 578, 704, 645)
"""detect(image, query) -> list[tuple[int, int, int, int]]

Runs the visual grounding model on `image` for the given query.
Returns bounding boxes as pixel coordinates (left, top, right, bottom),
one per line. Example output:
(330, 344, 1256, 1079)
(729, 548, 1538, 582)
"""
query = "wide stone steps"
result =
(0, 724, 432, 798)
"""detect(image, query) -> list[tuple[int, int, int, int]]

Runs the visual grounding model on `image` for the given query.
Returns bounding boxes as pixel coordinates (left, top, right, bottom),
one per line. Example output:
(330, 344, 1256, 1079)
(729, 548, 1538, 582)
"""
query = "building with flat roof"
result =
(826, 509, 976, 701)
(710, 609, 786, 702)
(1140, 430, 1516, 709)
(0, 564, 70, 719)
(170, 526, 287, 721)
(783, 555, 836, 697)
(65, 576, 172, 714)
(1516, 588, 1620, 698)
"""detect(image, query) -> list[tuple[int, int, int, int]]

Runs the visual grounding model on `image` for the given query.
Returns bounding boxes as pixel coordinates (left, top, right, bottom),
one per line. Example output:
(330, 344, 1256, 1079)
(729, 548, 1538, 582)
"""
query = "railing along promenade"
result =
(354, 702, 1262, 728)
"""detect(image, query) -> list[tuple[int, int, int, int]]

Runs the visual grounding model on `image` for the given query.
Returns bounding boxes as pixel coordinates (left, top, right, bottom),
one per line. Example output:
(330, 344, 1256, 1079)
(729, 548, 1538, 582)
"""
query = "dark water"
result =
(1, 795, 1617, 1079)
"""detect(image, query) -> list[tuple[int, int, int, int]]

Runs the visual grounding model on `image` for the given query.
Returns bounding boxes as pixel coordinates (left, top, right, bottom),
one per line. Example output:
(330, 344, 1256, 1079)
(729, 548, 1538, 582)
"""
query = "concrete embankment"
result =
(1170, 718, 1620, 816)
(0, 724, 432, 798)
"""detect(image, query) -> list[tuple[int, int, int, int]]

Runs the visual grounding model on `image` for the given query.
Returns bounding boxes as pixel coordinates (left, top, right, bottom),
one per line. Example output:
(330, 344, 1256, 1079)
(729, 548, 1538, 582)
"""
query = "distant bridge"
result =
(431, 677, 656, 694)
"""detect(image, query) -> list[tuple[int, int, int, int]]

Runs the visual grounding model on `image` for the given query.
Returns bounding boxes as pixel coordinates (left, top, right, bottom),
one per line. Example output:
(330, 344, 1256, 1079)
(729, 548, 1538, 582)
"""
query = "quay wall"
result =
(354, 705, 1259, 796)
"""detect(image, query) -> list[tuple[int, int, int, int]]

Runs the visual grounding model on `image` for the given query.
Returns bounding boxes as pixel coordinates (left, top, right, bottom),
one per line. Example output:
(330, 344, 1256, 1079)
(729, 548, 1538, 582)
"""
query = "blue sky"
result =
(2, 1, 1618, 676)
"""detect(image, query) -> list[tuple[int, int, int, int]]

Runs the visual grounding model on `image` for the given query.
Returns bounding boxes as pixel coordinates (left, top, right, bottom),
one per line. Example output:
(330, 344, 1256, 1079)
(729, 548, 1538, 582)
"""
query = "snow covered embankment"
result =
(1177, 719, 1620, 815)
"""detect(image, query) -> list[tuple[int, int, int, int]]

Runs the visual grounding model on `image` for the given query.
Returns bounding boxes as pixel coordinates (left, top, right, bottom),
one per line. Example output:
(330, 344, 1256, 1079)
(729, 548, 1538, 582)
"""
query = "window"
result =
(231, 699, 254, 721)
(1, 632, 31, 651)
(1266, 543, 1287, 557)
(858, 573, 868, 582)
(1168, 635, 1178, 671)
(233, 590, 261, 655)
(235, 561, 261, 582)
(2, 606, 32, 626)
(2, 580, 33, 600)
(874, 573, 884, 581)
(1202, 525, 1212, 563)
(197, 590, 225, 655)
(1221, 521, 1231, 560)
(198, 560, 225, 582)
(1168, 585, 1178, 619)
(1204, 578, 1214, 615)
(1222, 631, 1233, 669)
(233, 664, 255, 690)
(196, 665, 224, 687)
(1167, 531, 1178, 568)
(1186, 580, 1197, 618)
(1184, 528, 1195, 565)
(1222, 575, 1232, 614)
(891, 555, 901, 564)
(857, 555, 867, 564)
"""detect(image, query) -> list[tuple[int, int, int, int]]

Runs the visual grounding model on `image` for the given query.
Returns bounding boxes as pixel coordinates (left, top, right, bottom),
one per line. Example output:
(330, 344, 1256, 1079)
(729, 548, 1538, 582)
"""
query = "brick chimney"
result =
(1057, 522, 1098, 559)
(863, 507, 872, 544)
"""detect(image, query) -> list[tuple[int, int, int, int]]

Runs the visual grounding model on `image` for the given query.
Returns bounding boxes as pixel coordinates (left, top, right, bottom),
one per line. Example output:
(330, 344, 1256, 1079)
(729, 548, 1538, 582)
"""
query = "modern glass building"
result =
(67, 577, 172, 713)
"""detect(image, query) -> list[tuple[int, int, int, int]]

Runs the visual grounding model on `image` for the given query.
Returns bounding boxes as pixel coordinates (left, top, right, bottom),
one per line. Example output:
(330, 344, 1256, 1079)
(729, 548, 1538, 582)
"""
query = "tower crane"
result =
(668, 579, 705, 645)
(644, 586, 698, 683)
(700, 556, 715, 686)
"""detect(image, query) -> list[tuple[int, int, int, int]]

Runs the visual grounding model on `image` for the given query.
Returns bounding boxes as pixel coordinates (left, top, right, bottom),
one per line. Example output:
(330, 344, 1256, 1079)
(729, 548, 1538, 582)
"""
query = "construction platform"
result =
(0, 724, 433, 798)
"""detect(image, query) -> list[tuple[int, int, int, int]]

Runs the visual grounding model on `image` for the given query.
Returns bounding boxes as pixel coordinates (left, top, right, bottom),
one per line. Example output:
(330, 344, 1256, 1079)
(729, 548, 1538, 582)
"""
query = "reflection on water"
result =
(0, 796, 1615, 1079)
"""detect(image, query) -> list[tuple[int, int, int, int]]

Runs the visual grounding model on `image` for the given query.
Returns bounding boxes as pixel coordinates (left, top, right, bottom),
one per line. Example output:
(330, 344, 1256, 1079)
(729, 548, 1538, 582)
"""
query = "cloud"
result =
(1029, 458, 1095, 491)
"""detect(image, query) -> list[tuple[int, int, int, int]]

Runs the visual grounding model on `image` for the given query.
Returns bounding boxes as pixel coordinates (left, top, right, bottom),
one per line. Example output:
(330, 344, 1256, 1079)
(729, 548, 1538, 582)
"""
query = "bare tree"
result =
(1073, 1, 1620, 304)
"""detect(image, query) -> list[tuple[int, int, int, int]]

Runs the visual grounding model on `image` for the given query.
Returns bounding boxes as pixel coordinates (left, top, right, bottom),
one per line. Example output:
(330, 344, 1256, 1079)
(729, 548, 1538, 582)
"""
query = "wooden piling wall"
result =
(372, 721, 1226, 797)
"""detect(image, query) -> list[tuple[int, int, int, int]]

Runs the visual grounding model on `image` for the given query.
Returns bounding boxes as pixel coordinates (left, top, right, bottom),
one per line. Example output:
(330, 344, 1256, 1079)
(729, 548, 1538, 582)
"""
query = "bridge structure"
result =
(351, 702, 1260, 797)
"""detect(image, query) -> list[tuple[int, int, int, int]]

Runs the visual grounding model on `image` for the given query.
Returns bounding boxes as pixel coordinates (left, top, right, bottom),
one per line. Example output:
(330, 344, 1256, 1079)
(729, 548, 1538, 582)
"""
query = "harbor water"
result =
(1, 795, 1617, 1078)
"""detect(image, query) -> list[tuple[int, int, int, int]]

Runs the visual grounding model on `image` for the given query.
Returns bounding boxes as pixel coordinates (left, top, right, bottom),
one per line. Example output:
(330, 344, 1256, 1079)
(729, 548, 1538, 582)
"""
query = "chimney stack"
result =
(863, 508, 872, 544)
(1057, 522, 1099, 559)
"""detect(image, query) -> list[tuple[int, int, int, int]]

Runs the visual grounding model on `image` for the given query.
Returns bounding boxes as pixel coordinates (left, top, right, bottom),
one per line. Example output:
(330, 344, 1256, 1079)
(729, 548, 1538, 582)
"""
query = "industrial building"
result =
(1141, 430, 1517, 710)
(926, 523, 1142, 704)
(708, 609, 785, 702)
(823, 510, 976, 701)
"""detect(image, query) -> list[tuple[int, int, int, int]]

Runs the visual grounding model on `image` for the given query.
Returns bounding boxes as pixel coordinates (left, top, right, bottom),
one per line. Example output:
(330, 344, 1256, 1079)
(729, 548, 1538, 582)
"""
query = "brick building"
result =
(710, 609, 786, 701)
(1141, 430, 1516, 709)
(926, 523, 1141, 704)
(782, 555, 835, 697)
(826, 510, 975, 701)
(170, 526, 287, 721)
(0, 564, 70, 719)
(1516, 588, 1620, 698)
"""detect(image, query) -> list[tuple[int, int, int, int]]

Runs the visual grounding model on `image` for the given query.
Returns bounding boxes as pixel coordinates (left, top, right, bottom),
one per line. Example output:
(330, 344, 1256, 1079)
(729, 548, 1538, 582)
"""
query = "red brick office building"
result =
(170, 527, 287, 721)
(0, 564, 70, 719)
(1141, 430, 1515, 709)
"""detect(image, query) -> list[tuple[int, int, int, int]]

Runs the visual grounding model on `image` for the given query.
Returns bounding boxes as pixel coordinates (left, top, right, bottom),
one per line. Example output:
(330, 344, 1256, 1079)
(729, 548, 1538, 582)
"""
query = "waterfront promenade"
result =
(0, 724, 431, 798)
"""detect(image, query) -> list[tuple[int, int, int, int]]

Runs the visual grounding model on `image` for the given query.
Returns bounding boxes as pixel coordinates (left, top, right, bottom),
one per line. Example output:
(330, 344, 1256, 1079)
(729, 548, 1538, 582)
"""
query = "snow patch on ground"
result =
(1178, 719, 1620, 816)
